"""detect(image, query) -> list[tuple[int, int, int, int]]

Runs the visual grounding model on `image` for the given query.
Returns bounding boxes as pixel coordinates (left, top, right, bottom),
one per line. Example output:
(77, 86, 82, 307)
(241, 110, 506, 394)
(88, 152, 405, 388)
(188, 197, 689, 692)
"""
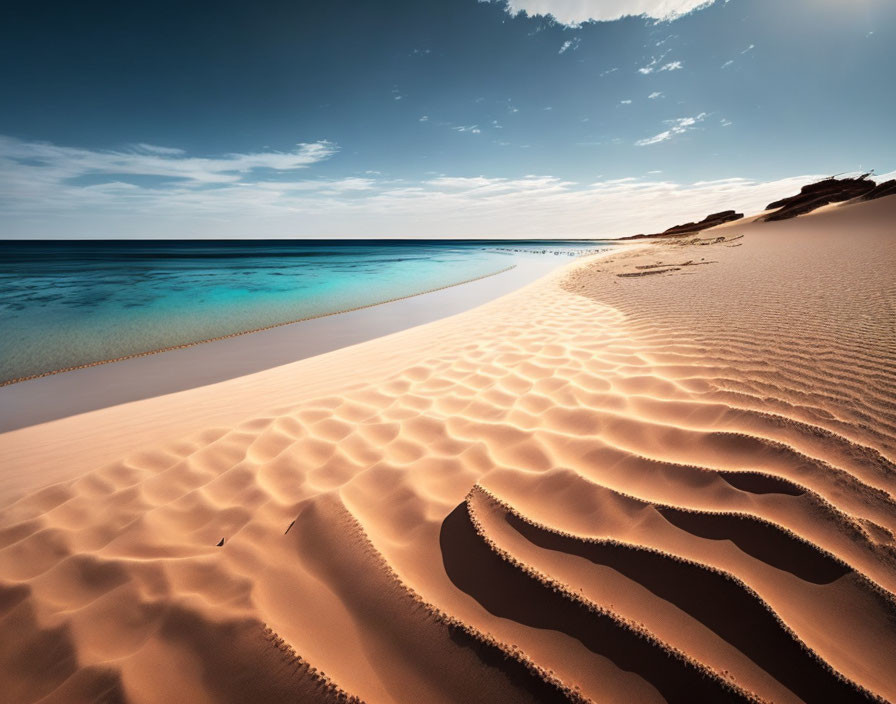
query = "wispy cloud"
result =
(0, 136, 838, 238)
(492, 0, 718, 26)
(722, 44, 755, 69)
(638, 55, 663, 74)
(639, 53, 681, 74)
(453, 125, 482, 134)
(558, 37, 580, 53)
(648, 91, 663, 99)
(620, 99, 632, 105)
(636, 112, 707, 146)
(0, 135, 337, 186)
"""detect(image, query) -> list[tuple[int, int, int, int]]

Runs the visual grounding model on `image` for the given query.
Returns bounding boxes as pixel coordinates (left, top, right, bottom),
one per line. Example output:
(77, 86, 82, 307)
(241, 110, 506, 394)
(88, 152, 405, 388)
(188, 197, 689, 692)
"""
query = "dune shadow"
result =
(445, 626, 581, 704)
(716, 471, 805, 496)
(440, 502, 749, 704)
(505, 512, 874, 704)
(655, 507, 850, 584)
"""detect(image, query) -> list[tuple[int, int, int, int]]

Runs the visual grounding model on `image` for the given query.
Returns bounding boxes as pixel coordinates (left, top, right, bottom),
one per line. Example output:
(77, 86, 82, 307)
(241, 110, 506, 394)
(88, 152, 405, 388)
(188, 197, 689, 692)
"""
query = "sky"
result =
(0, 0, 893, 238)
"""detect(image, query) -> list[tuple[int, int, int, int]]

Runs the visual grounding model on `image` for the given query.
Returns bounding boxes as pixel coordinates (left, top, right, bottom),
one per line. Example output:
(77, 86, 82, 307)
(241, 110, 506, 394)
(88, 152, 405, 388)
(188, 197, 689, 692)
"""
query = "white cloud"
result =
(0, 135, 859, 239)
(558, 37, 580, 53)
(636, 112, 707, 145)
(493, 0, 718, 25)
(648, 91, 663, 99)
(721, 59, 734, 69)
(639, 54, 681, 74)
(0, 135, 336, 186)
(453, 125, 481, 134)
(419, 115, 430, 122)
(600, 67, 619, 77)
(620, 99, 632, 105)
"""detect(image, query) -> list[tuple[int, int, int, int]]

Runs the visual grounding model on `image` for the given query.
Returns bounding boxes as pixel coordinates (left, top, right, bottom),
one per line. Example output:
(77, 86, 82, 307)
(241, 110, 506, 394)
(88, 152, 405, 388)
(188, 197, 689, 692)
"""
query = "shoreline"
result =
(1, 251, 615, 432)
(1, 263, 520, 388)
(0, 250, 603, 504)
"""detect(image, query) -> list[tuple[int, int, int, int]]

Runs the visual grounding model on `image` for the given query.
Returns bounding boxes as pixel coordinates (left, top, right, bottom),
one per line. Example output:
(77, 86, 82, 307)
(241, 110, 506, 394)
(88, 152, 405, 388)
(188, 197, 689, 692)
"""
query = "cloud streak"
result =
(636, 112, 707, 145)
(493, 0, 718, 25)
(0, 136, 337, 186)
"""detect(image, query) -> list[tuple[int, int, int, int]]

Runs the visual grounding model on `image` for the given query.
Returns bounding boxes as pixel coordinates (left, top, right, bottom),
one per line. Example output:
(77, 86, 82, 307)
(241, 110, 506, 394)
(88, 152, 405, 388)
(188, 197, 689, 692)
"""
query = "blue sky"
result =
(1, 0, 893, 237)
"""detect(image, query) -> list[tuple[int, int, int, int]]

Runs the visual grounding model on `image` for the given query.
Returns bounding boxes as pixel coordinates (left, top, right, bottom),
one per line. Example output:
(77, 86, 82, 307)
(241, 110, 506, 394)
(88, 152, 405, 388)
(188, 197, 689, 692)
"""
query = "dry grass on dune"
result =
(0, 197, 895, 703)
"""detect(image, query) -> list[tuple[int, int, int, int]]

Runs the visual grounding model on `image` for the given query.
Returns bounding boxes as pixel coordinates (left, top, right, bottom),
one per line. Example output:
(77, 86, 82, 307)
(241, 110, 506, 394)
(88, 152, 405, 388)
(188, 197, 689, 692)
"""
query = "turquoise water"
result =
(0, 240, 611, 383)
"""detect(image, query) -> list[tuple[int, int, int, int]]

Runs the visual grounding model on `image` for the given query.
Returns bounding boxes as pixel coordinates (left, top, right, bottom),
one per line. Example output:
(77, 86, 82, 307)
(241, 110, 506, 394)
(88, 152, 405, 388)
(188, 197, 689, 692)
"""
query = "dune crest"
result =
(1, 198, 895, 702)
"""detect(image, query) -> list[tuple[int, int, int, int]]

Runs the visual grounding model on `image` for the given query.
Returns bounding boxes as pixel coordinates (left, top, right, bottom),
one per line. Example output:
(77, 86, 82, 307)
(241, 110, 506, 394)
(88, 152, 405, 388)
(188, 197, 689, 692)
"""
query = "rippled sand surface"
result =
(0, 198, 894, 703)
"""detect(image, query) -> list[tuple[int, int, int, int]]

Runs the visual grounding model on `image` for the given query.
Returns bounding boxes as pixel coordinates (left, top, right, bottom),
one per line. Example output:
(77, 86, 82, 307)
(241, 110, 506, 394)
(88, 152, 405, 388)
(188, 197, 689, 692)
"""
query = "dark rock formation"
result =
(855, 179, 896, 202)
(763, 174, 878, 221)
(659, 210, 744, 236)
(620, 210, 743, 240)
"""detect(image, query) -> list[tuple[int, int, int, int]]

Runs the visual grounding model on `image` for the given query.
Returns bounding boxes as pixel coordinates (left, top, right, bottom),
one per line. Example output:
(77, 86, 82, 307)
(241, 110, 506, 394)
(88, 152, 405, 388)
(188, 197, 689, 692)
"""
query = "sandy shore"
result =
(1, 197, 894, 703)
(1, 255, 574, 432)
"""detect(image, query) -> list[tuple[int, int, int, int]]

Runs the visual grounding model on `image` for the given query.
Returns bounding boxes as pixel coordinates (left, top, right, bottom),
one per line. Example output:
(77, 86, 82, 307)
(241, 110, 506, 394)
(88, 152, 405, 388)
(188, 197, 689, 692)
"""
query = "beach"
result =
(0, 196, 894, 702)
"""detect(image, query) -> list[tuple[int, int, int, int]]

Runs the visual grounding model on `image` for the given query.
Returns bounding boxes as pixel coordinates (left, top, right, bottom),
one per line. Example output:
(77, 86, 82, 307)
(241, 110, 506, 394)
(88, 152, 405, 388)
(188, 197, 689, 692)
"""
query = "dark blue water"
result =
(0, 240, 612, 383)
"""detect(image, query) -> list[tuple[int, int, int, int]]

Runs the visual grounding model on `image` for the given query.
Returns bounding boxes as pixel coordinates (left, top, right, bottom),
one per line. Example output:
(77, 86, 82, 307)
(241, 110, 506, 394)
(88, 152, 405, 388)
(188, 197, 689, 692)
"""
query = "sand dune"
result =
(1, 197, 894, 702)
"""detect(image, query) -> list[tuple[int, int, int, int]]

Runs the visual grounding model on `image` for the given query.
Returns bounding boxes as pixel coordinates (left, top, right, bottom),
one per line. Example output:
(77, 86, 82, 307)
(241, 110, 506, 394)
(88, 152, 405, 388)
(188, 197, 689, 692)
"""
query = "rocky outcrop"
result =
(763, 174, 878, 221)
(855, 179, 896, 202)
(621, 210, 744, 240)
(659, 210, 744, 236)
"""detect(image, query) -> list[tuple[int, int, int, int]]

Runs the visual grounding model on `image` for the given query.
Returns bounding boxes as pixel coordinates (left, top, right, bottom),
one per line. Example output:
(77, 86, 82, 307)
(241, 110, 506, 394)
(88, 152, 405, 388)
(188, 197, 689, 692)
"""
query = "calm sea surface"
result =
(0, 240, 613, 383)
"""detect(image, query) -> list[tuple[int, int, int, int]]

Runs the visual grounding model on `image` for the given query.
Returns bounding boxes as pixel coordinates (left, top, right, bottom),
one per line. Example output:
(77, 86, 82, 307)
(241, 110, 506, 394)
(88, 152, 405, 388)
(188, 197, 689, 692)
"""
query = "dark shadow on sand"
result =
(505, 511, 874, 704)
(440, 502, 749, 704)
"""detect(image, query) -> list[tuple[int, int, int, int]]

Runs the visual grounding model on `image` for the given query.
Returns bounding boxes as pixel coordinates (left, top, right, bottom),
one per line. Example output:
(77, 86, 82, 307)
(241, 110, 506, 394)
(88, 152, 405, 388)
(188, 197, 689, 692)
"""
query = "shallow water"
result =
(0, 239, 613, 383)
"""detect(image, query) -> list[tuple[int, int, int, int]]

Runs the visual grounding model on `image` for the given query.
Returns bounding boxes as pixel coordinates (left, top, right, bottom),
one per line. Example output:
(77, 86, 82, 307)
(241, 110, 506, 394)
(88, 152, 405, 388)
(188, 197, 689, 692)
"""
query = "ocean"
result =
(0, 239, 614, 383)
